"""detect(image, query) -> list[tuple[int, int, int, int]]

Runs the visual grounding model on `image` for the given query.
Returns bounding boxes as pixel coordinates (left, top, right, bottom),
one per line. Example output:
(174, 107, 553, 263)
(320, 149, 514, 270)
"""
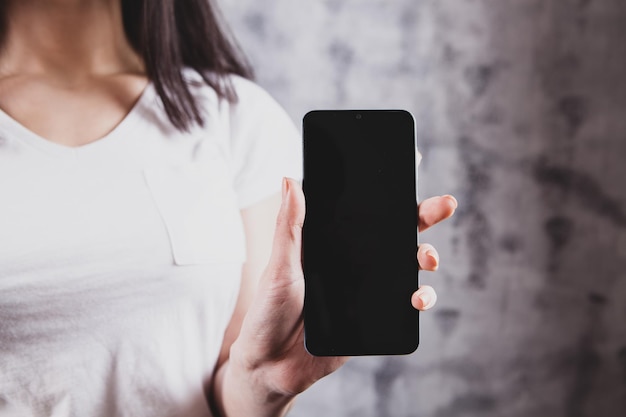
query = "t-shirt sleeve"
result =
(227, 76, 303, 208)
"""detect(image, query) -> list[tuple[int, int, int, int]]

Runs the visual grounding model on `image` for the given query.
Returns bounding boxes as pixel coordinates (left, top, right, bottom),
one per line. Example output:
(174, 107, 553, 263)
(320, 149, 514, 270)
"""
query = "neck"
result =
(0, 0, 144, 82)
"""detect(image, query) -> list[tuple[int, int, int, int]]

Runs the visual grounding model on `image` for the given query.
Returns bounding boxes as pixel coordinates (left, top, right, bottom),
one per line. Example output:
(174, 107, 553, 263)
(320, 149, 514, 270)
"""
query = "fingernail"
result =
(418, 292, 431, 309)
(282, 177, 289, 199)
(425, 249, 439, 270)
(443, 195, 458, 209)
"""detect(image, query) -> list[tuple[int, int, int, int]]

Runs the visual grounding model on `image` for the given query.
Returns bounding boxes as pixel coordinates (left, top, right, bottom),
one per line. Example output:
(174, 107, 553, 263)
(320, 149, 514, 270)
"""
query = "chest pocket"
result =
(144, 161, 246, 266)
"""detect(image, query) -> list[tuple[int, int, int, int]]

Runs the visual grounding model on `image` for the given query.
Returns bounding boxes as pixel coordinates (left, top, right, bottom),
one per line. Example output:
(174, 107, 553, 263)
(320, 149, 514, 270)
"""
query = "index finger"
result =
(418, 195, 457, 232)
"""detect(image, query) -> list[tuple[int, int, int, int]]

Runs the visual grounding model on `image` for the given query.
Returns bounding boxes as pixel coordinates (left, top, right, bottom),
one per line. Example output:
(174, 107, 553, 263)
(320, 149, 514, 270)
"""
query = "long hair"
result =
(123, 0, 253, 131)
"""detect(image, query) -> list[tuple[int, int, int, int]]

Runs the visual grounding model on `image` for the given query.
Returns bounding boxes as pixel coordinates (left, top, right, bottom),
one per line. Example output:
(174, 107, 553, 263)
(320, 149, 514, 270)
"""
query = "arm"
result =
(210, 179, 457, 417)
(210, 181, 344, 417)
(211, 191, 288, 417)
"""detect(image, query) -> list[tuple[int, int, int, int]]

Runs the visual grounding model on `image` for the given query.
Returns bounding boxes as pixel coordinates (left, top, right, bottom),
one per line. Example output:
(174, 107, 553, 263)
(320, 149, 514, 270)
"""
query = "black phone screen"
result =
(302, 110, 418, 356)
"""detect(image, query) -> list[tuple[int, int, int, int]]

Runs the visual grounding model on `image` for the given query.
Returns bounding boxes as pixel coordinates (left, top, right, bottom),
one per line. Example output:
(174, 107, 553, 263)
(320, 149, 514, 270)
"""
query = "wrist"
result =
(218, 341, 296, 417)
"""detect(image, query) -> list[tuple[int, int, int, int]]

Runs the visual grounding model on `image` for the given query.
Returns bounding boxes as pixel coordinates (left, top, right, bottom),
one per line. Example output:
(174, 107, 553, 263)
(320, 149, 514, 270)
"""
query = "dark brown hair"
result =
(121, 0, 254, 131)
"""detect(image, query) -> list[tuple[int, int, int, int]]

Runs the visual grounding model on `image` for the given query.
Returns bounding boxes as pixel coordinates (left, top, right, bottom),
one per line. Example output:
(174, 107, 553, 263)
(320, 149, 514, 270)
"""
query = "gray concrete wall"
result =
(219, 1, 626, 416)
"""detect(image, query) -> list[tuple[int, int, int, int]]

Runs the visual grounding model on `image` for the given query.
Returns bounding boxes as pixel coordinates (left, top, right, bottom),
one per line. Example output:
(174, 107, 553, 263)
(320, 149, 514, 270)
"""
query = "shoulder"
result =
(183, 69, 292, 128)
(229, 75, 278, 108)
(180, 69, 274, 107)
(177, 66, 300, 147)
(227, 75, 295, 136)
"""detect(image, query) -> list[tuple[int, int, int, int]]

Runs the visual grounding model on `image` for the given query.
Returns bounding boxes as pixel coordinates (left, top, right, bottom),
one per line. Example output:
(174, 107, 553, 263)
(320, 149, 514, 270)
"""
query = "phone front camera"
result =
(356, 114, 362, 119)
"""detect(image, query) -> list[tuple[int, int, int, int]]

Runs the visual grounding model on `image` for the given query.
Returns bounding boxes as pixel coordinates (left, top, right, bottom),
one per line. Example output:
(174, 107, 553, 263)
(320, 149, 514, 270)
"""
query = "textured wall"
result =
(219, 1, 626, 416)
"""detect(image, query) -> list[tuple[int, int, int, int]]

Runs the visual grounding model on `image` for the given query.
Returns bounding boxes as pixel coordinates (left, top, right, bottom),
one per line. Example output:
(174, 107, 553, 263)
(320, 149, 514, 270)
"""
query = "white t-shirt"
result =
(0, 72, 302, 417)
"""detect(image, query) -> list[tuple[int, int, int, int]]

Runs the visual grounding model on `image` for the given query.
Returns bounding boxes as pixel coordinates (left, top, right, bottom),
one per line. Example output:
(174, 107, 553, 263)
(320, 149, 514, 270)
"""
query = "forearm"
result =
(211, 356, 296, 417)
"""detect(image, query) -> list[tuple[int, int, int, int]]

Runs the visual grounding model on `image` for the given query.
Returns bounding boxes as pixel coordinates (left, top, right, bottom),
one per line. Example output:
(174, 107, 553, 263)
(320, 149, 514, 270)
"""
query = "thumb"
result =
(266, 177, 306, 278)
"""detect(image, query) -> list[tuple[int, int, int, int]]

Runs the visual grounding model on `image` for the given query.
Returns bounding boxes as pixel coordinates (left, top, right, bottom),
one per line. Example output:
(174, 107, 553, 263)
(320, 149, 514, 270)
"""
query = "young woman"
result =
(0, 0, 457, 416)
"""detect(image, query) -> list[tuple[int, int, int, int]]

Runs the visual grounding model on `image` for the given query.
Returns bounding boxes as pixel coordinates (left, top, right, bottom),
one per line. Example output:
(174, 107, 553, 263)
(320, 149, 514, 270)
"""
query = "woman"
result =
(0, 0, 457, 416)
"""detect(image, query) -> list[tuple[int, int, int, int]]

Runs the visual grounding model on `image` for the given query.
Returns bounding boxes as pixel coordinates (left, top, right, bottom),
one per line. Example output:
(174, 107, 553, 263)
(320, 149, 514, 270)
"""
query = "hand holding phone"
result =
(302, 110, 418, 356)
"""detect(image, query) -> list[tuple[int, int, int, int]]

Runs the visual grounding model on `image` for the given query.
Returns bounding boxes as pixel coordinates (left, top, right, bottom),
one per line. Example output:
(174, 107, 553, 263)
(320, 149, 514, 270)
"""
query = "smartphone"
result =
(302, 109, 418, 356)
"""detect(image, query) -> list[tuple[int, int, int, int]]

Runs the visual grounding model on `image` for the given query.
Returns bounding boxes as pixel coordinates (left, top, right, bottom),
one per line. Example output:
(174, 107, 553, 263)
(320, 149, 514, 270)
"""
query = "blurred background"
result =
(220, 0, 626, 416)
